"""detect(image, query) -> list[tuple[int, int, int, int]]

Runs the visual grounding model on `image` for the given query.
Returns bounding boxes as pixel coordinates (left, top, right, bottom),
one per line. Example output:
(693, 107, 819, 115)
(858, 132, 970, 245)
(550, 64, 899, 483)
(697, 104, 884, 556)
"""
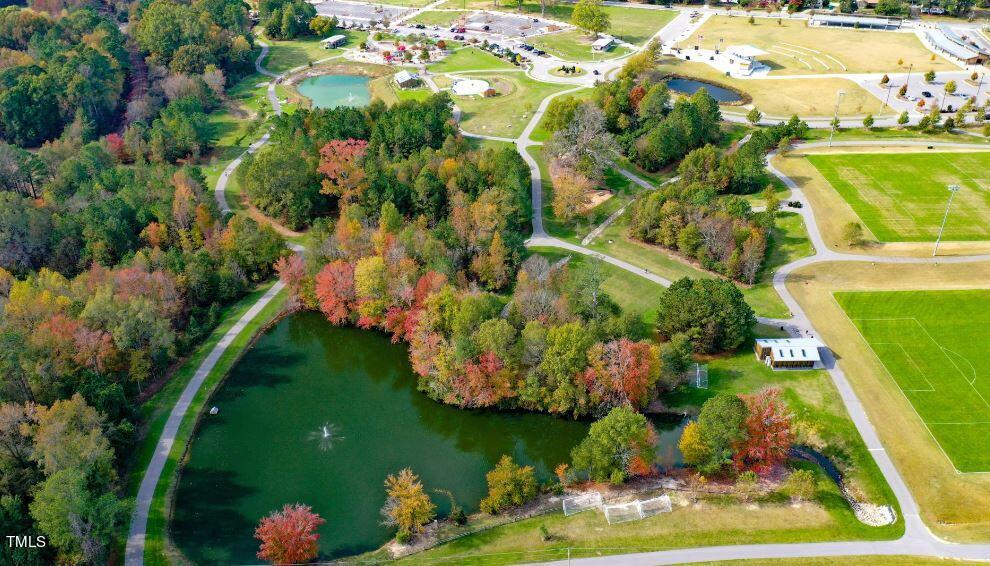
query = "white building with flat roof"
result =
(592, 36, 614, 52)
(321, 34, 347, 49)
(754, 338, 824, 369)
(722, 44, 769, 76)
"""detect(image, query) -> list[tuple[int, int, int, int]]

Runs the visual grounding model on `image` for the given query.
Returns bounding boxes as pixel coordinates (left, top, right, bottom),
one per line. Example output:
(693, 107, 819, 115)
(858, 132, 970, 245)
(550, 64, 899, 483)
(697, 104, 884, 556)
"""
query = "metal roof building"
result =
(754, 338, 824, 369)
(810, 13, 901, 30)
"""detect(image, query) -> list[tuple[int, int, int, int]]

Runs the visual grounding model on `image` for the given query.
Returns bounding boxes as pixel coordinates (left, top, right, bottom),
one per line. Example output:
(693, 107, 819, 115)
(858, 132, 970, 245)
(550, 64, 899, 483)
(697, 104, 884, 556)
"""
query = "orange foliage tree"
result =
(734, 387, 793, 475)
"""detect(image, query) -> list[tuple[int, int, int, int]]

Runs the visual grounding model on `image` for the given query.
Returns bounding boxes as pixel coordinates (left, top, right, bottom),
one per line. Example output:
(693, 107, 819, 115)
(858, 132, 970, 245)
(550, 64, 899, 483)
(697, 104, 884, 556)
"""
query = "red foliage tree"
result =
(318, 139, 368, 203)
(274, 254, 306, 296)
(734, 387, 794, 475)
(254, 503, 325, 565)
(105, 133, 129, 163)
(629, 85, 647, 110)
(453, 351, 516, 407)
(315, 260, 356, 324)
(582, 339, 658, 409)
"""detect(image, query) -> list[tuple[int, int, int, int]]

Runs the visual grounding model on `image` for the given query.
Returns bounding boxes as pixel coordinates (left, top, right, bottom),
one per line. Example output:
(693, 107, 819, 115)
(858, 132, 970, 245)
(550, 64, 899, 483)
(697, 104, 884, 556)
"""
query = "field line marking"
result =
(856, 161, 920, 223)
(941, 346, 977, 385)
(872, 341, 936, 392)
(831, 294, 965, 473)
(910, 318, 990, 411)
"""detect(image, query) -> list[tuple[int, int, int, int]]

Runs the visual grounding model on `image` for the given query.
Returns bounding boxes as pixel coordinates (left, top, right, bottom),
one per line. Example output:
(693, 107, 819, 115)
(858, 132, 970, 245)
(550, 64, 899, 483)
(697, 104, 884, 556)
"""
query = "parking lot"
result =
(314, 1, 409, 25)
(463, 11, 563, 38)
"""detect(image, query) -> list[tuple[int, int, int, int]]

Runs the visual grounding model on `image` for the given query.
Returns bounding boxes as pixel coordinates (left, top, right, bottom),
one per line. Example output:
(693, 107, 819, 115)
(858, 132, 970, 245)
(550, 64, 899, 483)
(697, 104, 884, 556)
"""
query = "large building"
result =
(754, 338, 823, 369)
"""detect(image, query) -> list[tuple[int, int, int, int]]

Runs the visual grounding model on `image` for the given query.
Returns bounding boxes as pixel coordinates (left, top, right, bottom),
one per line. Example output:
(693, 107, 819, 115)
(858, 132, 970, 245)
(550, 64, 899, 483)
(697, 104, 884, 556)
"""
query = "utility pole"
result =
(827, 90, 845, 147)
(933, 184, 961, 256)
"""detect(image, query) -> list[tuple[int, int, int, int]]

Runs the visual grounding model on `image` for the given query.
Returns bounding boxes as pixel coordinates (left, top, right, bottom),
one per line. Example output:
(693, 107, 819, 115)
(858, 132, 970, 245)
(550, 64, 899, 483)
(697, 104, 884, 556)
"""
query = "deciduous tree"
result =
(254, 503, 326, 565)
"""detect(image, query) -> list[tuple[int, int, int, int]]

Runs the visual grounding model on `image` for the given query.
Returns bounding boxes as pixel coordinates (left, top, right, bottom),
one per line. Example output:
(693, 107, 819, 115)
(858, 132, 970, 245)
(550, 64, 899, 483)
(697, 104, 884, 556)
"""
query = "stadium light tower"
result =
(827, 90, 845, 148)
(933, 184, 961, 257)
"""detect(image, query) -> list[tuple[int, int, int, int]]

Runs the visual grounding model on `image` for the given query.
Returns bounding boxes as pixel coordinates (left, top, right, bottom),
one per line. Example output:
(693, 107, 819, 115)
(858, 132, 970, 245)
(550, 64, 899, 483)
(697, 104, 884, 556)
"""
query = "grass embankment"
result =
(788, 260, 990, 542)
(803, 126, 990, 144)
(681, 16, 955, 75)
(127, 284, 289, 565)
(454, 74, 572, 138)
(772, 149, 990, 257)
(656, 58, 887, 118)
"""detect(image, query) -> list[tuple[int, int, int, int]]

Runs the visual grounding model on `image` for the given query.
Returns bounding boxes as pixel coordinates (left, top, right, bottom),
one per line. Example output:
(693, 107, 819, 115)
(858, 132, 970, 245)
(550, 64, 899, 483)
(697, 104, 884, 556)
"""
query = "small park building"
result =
(723, 45, 769, 76)
(754, 338, 823, 369)
(321, 34, 347, 49)
(394, 70, 421, 89)
(592, 36, 614, 52)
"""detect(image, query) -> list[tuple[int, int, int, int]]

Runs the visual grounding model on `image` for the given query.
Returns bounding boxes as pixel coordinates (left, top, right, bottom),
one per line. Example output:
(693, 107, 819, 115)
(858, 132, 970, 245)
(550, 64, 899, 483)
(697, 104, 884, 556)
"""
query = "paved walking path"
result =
(128, 18, 990, 565)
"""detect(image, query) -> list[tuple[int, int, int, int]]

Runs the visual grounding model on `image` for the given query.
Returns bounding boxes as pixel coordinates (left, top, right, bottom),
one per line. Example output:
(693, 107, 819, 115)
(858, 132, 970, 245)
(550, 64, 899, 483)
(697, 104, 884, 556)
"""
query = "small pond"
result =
(297, 74, 371, 108)
(171, 312, 685, 563)
(665, 77, 743, 103)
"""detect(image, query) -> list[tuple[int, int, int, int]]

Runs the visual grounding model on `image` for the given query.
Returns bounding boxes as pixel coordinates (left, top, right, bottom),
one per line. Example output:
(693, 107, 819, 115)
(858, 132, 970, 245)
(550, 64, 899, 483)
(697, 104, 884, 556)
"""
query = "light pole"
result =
(881, 79, 893, 115)
(933, 184, 961, 257)
(828, 90, 845, 147)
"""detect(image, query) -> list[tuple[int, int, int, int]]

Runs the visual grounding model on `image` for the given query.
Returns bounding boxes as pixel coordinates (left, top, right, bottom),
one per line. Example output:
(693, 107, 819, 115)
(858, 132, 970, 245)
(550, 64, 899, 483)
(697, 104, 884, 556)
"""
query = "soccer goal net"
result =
(562, 492, 603, 516)
(603, 495, 672, 524)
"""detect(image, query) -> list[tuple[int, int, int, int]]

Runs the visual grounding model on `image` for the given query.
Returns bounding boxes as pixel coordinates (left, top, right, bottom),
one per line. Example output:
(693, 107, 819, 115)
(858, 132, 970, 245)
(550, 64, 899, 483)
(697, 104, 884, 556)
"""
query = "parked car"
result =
(534, 49, 545, 56)
(482, 25, 490, 31)
(457, 27, 466, 33)
(922, 91, 933, 98)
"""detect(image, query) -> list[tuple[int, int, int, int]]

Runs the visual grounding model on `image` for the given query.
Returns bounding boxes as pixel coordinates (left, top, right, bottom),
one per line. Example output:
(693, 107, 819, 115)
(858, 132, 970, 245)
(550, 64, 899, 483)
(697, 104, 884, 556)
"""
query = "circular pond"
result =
(297, 74, 372, 108)
(170, 312, 685, 562)
(665, 77, 743, 103)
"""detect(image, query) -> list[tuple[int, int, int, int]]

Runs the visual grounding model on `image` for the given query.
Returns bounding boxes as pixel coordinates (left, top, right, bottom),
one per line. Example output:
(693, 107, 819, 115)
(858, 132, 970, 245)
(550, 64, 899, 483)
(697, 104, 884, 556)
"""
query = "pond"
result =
(170, 312, 685, 563)
(296, 74, 371, 108)
(665, 77, 743, 103)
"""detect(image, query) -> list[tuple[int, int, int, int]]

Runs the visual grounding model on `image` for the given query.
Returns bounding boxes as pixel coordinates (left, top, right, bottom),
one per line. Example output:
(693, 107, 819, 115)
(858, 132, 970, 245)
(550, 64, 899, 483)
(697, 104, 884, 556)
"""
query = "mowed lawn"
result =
(429, 47, 516, 73)
(532, 30, 633, 61)
(454, 74, 571, 138)
(807, 152, 990, 242)
(681, 16, 955, 75)
(836, 290, 990, 473)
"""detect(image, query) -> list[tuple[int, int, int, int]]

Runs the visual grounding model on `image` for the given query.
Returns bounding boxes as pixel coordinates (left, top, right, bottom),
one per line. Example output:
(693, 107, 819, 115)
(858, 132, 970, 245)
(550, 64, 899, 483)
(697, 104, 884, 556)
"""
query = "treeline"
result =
(0, 7, 128, 146)
(0, 137, 285, 564)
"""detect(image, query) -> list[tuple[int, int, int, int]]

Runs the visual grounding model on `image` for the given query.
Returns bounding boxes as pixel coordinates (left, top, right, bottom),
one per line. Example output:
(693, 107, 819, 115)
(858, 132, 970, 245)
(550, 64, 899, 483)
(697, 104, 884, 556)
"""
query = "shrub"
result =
(783, 469, 817, 501)
(480, 455, 538, 514)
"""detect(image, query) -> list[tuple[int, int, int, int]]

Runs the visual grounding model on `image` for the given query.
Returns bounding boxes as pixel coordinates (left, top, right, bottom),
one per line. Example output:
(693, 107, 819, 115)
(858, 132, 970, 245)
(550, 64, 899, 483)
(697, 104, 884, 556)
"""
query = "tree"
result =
(480, 455, 538, 514)
(315, 260, 356, 324)
(746, 107, 762, 125)
(678, 421, 711, 467)
(839, 0, 856, 12)
(879, 74, 890, 86)
(830, 115, 841, 130)
(309, 15, 337, 36)
(543, 96, 581, 133)
(897, 111, 910, 126)
(381, 468, 435, 540)
(945, 80, 957, 96)
(694, 393, 749, 474)
(924, 70, 936, 83)
(254, 503, 326, 565)
(27, 394, 114, 484)
(655, 278, 756, 354)
(30, 468, 126, 565)
(545, 103, 618, 181)
(897, 84, 907, 98)
(538, 0, 556, 18)
(734, 388, 793, 474)
(318, 138, 368, 203)
(549, 162, 593, 221)
(862, 114, 875, 129)
(842, 222, 864, 247)
(571, 406, 657, 483)
(874, 0, 904, 15)
(571, 0, 610, 36)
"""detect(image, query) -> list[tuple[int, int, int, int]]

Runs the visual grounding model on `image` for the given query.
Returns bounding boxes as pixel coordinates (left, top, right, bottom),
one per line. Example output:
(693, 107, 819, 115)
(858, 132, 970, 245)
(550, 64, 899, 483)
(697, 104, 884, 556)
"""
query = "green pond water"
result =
(171, 312, 685, 563)
(296, 74, 371, 108)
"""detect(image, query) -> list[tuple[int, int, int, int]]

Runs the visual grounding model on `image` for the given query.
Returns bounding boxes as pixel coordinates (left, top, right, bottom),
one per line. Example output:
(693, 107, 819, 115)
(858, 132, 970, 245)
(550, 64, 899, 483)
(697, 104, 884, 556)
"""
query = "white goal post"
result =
(562, 492, 603, 516)
(603, 494, 672, 525)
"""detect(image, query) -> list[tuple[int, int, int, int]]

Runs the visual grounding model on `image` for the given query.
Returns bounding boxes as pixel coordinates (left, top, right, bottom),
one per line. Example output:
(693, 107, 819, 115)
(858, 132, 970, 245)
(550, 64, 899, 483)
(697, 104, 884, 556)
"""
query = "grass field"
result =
(408, 9, 469, 27)
(454, 73, 571, 137)
(807, 152, 990, 242)
(429, 47, 517, 73)
(532, 30, 633, 61)
(681, 16, 955, 75)
(656, 58, 886, 118)
(836, 290, 990, 473)
(262, 30, 368, 74)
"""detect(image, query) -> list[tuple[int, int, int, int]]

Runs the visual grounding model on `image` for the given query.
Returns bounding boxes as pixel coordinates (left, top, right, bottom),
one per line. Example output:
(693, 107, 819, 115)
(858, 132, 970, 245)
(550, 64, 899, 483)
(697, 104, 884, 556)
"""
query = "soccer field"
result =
(836, 290, 990, 473)
(807, 152, 990, 242)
